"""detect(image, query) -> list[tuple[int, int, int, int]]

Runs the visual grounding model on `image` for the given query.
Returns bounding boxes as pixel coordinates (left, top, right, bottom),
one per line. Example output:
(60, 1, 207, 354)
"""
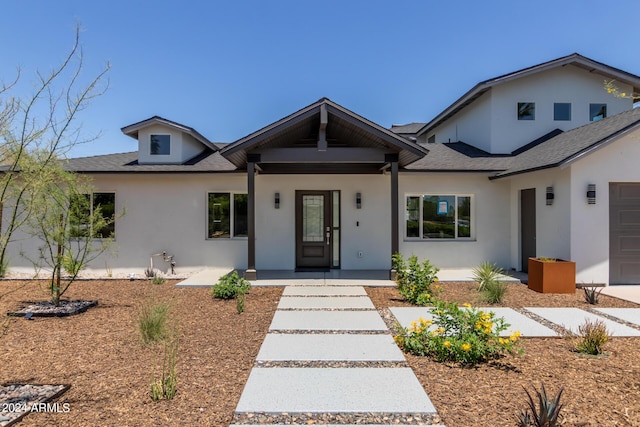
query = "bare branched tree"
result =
(0, 24, 110, 276)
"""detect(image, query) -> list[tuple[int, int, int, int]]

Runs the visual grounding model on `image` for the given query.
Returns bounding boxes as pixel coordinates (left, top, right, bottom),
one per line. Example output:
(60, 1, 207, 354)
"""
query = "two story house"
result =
(6, 53, 640, 285)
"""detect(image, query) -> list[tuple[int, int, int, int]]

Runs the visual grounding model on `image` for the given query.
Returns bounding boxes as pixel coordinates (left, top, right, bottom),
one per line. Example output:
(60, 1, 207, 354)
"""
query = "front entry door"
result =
(296, 191, 332, 270)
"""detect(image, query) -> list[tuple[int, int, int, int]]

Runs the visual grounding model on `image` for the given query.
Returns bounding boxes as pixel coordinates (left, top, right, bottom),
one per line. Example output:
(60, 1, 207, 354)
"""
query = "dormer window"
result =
(517, 102, 535, 120)
(590, 103, 607, 121)
(150, 134, 170, 155)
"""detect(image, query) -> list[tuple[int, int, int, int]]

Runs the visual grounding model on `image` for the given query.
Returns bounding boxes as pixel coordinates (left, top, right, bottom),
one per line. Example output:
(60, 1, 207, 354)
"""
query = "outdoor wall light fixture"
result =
(274, 192, 280, 209)
(356, 192, 362, 209)
(546, 186, 554, 206)
(587, 184, 596, 205)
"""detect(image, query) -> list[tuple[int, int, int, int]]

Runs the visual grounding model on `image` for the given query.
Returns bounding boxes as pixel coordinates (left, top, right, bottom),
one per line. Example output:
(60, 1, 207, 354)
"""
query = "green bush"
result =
(394, 300, 521, 364)
(482, 279, 508, 304)
(62, 254, 84, 276)
(211, 270, 250, 300)
(152, 276, 166, 285)
(392, 253, 439, 305)
(139, 301, 169, 345)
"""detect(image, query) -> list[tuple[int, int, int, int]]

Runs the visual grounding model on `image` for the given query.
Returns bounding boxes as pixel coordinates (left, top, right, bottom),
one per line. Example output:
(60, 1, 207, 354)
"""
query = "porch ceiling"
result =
(220, 98, 428, 170)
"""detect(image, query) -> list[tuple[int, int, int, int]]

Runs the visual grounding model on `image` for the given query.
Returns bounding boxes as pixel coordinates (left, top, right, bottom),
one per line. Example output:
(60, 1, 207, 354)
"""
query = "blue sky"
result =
(2, 1, 640, 158)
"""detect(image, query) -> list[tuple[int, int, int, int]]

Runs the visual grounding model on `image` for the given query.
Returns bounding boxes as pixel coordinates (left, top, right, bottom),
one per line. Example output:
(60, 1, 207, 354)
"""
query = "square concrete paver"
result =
(269, 310, 388, 331)
(593, 308, 640, 327)
(278, 296, 374, 309)
(390, 307, 557, 337)
(256, 334, 405, 361)
(282, 286, 367, 296)
(525, 307, 640, 337)
(235, 367, 436, 413)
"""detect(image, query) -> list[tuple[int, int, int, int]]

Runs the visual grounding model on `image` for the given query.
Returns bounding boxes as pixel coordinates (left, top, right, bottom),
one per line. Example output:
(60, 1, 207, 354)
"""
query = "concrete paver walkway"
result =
(232, 284, 444, 426)
(231, 281, 640, 427)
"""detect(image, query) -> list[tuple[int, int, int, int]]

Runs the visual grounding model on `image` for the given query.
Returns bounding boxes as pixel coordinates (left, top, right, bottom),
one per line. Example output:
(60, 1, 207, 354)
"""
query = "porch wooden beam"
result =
(318, 104, 328, 152)
(387, 153, 399, 280)
(257, 147, 386, 163)
(245, 160, 257, 280)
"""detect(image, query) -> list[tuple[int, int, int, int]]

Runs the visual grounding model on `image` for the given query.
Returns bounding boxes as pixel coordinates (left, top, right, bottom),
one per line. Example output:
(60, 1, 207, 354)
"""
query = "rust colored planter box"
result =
(528, 258, 576, 294)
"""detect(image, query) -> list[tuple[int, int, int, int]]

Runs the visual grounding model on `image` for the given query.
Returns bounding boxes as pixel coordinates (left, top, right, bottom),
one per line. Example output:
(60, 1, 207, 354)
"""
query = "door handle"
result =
(326, 231, 330, 245)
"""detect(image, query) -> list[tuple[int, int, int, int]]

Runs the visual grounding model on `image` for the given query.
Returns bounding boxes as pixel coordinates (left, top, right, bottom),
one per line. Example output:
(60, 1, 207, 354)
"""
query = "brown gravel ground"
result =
(1, 279, 639, 427)
(368, 282, 640, 427)
(0, 279, 281, 427)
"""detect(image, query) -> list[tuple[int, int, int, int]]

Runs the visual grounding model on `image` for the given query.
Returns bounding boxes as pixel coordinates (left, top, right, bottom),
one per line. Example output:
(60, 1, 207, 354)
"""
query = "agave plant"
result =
(472, 261, 503, 291)
(516, 383, 564, 427)
(583, 286, 603, 305)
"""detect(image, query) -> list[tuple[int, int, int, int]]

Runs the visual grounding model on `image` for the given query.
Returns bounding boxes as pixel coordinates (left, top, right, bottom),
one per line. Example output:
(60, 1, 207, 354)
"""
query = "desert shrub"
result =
(517, 383, 564, 427)
(144, 267, 157, 278)
(236, 292, 246, 314)
(482, 279, 508, 304)
(472, 261, 503, 291)
(573, 318, 610, 355)
(394, 300, 521, 364)
(211, 270, 250, 300)
(150, 335, 178, 401)
(152, 276, 166, 285)
(139, 301, 169, 345)
(62, 254, 84, 276)
(583, 286, 603, 305)
(392, 253, 439, 305)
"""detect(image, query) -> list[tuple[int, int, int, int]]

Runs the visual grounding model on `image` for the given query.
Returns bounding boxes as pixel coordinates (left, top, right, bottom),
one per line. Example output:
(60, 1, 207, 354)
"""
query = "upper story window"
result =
(554, 103, 571, 121)
(427, 135, 436, 144)
(406, 194, 472, 240)
(517, 102, 535, 120)
(590, 103, 607, 121)
(150, 134, 170, 155)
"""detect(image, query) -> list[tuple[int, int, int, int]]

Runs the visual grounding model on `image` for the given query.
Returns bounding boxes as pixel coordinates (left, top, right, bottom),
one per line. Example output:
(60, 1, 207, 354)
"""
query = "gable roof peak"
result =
(120, 116, 216, 151)
(417, 53, 640, 137)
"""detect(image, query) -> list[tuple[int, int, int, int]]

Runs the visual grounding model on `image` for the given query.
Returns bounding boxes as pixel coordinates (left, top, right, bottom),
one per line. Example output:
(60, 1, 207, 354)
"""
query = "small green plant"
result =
(236, 292, 246, 314)
(482, 279, 508, 304)
(392, 253, 440, 305)
(583, 286, 603, 305)
(150, 335, 178, 401)
(211, 270, 250, 300)
(394, 300, 521, 364)
(152, 276, 166, 285)
(516, 383, 564, 427)
(105, 261, 113, 278)
(537, 257, 557, 262)
(573, 318, 610, 355)
(472, 261, 503, 291)
(62, 254, 84, 276)
(144, 267, 157, 278)
(139, 301, 169, 345)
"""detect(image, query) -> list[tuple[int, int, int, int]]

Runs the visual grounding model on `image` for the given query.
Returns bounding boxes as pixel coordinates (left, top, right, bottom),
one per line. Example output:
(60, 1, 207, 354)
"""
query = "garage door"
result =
(610, 183, 640, 285)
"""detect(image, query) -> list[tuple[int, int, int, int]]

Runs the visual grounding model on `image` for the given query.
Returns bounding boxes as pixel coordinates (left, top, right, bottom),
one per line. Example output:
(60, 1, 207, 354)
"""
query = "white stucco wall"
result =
(490, 65, 632, 153)
(428, 92, 492, 151)
(254, 174, 391, 270)
(425, 65, 633, 154)
(399, 172, 511, 270)
(506, 168, 572, 271)
(5, 173, 249, 276)
(570, 128, 640, 285)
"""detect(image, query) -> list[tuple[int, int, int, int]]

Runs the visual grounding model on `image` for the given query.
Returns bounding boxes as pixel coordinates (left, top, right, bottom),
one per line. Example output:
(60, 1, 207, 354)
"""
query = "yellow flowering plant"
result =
(392, 253, 440, 305)
(395, 299, 522, 364)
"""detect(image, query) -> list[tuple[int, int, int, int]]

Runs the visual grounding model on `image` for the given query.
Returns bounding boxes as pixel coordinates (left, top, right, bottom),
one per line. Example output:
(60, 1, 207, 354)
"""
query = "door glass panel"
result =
(332, 191, 340, 267)
(303, 195, 324, 242)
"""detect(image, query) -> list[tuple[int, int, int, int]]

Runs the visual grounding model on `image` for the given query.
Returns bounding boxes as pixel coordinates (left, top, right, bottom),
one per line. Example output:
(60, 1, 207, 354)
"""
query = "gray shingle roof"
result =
(64, 150, 238, 173)
(390, 123, 426, 135)
(492, 108, 640, 178)
(405, 142, 513, 171)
